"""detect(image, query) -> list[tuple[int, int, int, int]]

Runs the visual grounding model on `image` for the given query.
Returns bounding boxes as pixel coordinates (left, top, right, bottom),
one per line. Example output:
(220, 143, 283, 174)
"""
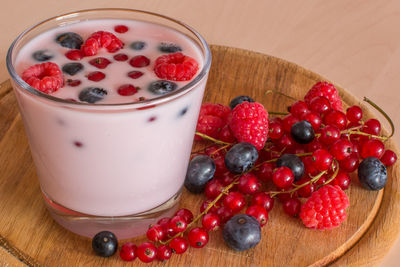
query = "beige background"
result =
(1, 0, 399, 265)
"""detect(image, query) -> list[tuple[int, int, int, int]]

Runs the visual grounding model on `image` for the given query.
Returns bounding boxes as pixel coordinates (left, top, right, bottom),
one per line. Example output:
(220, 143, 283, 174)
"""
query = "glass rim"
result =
(6, 8, 211, 109)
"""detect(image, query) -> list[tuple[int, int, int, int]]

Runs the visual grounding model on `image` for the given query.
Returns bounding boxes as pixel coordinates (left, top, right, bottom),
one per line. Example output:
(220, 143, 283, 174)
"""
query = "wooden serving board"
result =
(0, 46, 399, 267)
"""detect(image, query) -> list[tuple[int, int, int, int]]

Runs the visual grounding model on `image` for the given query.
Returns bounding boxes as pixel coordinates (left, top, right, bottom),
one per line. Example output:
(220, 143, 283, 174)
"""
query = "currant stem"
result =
(265, 90, 299, 101)
(363, 97, 395, 139)
(195, 132, 233, 145)
(269, 111, 289, 116)
(344, 130, 388, 141)
(323, 161, 339, 186)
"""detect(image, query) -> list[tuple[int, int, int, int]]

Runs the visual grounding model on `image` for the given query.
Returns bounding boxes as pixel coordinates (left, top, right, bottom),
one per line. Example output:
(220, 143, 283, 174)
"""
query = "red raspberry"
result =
(154, 52, 199, 81)
(304, 81, 343, 111)
(229, 102, 269, 150)
(195, 103, 230, 141)
(21, 62, 63, 94)
(81, 31, 124, 56)
(300, 185, 349, 230)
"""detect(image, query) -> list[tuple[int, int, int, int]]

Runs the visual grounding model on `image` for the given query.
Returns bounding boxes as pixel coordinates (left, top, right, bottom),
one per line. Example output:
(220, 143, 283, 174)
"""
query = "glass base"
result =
(42, 190, 181, 239)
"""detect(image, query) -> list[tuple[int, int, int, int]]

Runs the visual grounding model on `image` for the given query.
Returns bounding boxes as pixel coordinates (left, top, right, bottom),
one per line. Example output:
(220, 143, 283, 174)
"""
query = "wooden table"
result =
(1, 1, 400, 266)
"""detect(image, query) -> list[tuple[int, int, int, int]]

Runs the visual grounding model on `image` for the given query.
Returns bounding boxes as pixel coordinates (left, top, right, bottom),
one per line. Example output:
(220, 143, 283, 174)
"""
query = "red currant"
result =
(320, 125, 341, 145)
(324, 110, 347, 130)
(202, 212, 221, 231)
(360, 139, 385, 159)
(346, 105, 363, 123)
(251, 192, 274, 211)
(188, 227, 209, 248)
(255, 162, 275, 182)
(128, 70, 144, 79)
(302, 155, 319, 175)
(312, 149, 333, 172)
(272, 166, 295, 189)
(330, 139, 353, 160)
(120, 242, 137, 262)
(174, 208, 194, 224)
(65, 49, 83, 60)
(282, 198, 301, 217)
(245, 205, 269, 227)
(218, 172, 236, 186)
(169, 237, 188, 254)
(290, 100, 309, 118)
(333, 171, 351, 190)
(156, 245, 172, 261)
(218, 125, 236, 143)
(146, 224, 166, 242)
(309, 96, 331, 115)
(282, 114, 300, 132)
(157, 217, 170, 232)
(205, 179, 224, 199)
(296, 178, 314, 198)
(113, 53, 129, 61)
(277, 133, 295, 149)
(238, 173, 261, 195)
(269, 120, 284, 139)
(223, 191, 246, 213)
(87, 71, 106, 82)
(339, 153, 359, 172)
(301, 112, 322, 131)
(168, 216, 187, 233)
(216, 206, 234, 224)
(381, 150, 397, 166)
(117, 84, 138, 96)
(200, 199, 221, 213)
(305, 139, 322, 153)
(129, 55, 150, 67)
(136, 242, 157, 263)
(364, 119, 381, 135)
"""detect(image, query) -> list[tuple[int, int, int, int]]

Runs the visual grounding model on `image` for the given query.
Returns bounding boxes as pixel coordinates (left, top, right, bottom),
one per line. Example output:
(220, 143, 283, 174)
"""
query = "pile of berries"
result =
(91, 81, 397, 262)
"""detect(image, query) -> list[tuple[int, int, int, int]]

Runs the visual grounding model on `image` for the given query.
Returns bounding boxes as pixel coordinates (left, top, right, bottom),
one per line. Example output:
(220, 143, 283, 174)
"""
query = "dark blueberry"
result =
(222, 214, 261, 251)
(55, 32, 83, 49)
(62, 63, 84, 76)
(277, 154, 304, 181)
(92, 231, 118, 257)
(148, 80, 178, 95)
(358, 157, 387, 190)
(158, 42, 182, 53)
(32, 50, 53, 61)
(229, 96, 255, 109)
(79, 87, 108, 103)
(178, 106, 189, 117)
(291, 120, 315, 144)
(130, 41, 146, 50)
(225, 142, 258, 174)
(184, 155, 216, 194)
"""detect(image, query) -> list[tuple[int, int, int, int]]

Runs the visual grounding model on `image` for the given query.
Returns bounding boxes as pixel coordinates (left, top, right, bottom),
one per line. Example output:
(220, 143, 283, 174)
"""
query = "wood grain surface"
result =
(0, 46, 399, 267)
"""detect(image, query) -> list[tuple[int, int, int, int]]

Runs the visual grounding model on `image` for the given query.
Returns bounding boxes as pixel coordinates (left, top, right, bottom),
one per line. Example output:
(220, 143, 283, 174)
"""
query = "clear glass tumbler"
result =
(6, 8, 211, 239)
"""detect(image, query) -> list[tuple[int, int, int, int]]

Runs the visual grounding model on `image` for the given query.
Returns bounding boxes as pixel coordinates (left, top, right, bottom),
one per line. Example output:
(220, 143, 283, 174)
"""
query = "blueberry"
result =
(158, 42, 182, 53)
(92, 231, 118, 257)
(358, 157, 387, 190)
(277, 154, 304, 181)
(62, 63, 84, 76)
(55, 32, 83, 49)
(79, 87, 108, 103)
(32, 50, 53, 61)
(148, 80, 178, 95)
(291, 120, 315, 144)
(225, 142, 258, 174)
(130, 41, 146, 50)
(184, 155, 216, 193)
(229, 96, 255, 109)
(223, 214, 261, 251)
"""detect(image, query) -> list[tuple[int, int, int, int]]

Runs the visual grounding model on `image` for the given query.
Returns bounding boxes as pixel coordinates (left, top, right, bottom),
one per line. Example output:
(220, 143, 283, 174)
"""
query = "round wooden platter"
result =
(0, 46, 399, 267)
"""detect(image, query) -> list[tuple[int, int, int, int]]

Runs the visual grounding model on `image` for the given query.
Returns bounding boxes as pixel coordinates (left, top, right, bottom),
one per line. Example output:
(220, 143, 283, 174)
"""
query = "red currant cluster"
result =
(106, 81, 397, 263)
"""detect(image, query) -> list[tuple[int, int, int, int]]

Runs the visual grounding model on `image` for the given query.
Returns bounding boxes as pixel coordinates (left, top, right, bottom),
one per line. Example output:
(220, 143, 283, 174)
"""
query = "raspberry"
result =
(81, 31, 124, 56)
(195, 103, 230, 141)
(304, 81, 343, 111)
(154, 52, 199, 81)
(300, 185, 349, 230)
(229, 102, 269, 150)
(21, 62, 64, 94)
